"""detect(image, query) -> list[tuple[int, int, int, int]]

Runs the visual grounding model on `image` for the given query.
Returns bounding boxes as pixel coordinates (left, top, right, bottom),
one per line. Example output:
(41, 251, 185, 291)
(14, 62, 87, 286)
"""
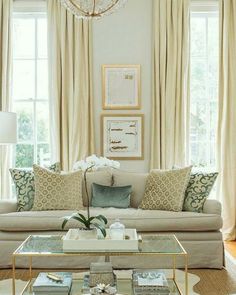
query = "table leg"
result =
(12, 256, 16, 295)
(185, 254, 188, 295)
(29, 256, 32, 292)
(105, 255, 110, 262)
(173, 255, 176, 280)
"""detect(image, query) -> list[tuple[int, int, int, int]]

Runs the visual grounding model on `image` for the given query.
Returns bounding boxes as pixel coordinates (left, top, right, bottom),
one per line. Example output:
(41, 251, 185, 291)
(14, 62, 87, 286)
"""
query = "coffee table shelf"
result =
(19, 277, 184, 295)
(12, 234, 188, 295)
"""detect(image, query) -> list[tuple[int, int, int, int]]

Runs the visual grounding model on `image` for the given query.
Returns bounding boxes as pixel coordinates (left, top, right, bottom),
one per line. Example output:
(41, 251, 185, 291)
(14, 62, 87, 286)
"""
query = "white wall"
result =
(92, 0, 153, 172)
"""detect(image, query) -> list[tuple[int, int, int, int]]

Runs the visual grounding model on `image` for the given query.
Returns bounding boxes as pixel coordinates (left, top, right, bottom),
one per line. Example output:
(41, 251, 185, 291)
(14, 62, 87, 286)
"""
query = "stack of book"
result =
(132, 269, 170, 295)
(32, 272, 72, 295)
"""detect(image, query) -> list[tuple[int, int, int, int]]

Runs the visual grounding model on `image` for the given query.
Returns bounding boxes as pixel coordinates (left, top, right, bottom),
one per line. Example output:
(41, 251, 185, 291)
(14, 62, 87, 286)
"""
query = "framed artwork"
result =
(102, 64, 141, 110)
(101, 114, 144, 160)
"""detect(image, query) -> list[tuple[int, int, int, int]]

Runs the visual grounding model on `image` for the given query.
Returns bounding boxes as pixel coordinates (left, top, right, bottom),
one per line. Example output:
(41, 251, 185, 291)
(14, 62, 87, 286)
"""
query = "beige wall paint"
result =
(92, 0, 152, 172)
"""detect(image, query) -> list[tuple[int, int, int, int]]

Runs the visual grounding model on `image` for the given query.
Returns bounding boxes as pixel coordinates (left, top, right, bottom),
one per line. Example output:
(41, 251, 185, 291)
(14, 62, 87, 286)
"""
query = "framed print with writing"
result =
(101, 114, 144, 160)
(102, 65, 141, 110)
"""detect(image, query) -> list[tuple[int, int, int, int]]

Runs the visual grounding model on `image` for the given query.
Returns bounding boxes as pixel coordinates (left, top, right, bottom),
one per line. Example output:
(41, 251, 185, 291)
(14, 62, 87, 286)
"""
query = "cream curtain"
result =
(47, 0, 95, 171)
(0, 0, 12, 199)
(150, 0, 190, 170)
(217, 0, 236, 241)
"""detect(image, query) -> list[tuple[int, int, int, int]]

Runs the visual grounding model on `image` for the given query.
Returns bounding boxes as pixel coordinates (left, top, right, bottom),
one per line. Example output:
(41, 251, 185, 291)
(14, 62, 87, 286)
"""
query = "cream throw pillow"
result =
(139, 166, 192, 212)
(32, 165, 83, 211)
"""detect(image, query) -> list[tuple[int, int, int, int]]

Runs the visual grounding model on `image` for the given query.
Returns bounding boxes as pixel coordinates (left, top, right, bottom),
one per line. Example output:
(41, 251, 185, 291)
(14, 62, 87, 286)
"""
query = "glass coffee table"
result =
(12, 234, 188, 295)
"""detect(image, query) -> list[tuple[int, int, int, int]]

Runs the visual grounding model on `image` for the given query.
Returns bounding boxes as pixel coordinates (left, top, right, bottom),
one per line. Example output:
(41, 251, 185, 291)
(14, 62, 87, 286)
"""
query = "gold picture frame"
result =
(102, 64, 141, 110)
(101, 114, 144, 160)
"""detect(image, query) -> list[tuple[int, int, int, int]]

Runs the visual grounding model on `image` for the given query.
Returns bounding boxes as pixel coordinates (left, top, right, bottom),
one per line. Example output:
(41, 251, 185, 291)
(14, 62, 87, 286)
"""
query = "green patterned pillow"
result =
(183, 171, 218, 212)
(10, 163, 61, 212)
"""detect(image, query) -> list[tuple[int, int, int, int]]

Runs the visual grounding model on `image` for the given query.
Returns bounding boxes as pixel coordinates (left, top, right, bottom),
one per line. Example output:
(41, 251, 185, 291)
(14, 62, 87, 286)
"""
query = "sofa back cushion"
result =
(32, 165, 83, 211)
(82, 170, 113, 206)
(139, 166, 192, 212)
(112, 170, 148, 208)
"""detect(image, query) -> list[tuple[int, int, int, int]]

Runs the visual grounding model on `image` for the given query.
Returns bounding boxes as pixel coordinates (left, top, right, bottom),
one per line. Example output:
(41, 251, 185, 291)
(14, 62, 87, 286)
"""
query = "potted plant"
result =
(62, 155, 120, 238)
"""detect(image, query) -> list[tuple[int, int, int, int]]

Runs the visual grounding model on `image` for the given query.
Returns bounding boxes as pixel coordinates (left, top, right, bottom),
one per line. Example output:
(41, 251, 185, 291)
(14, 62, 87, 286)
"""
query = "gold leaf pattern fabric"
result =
(32, 165, 83, 211)
(139, 166, 192, 212)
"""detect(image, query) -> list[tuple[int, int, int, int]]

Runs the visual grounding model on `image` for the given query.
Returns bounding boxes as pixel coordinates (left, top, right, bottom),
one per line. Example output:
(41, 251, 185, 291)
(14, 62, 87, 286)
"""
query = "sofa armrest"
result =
(0, 200, 17, 214)
(203, 199, 222, 215)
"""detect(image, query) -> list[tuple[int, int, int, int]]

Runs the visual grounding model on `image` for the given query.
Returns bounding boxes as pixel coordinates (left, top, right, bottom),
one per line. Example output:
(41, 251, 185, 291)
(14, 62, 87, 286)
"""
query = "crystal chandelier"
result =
(60, 0, 127, 19)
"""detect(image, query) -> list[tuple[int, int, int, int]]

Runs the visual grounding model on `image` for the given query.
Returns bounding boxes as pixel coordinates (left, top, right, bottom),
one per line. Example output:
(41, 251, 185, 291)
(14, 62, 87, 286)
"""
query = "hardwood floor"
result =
(225, 241, 236, 259)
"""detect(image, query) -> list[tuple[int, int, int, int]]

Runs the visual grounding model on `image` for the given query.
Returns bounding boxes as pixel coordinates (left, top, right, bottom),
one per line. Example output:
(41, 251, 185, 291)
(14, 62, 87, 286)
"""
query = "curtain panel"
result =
(150, 0, 190, 170)
(217, 0, 236, 241)
(47, 0, 95, 171)
(0, 0, 13, 199)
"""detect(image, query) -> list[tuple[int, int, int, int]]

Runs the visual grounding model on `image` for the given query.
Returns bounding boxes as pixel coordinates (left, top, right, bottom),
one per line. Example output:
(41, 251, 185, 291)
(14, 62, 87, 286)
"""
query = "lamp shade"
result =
(0, 111, 17, 144)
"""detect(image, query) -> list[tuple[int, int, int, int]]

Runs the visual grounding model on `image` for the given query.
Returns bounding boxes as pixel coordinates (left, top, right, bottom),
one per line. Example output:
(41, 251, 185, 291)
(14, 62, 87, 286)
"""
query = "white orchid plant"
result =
(73, 154, 120, 171)
(62, 155, 120, 237)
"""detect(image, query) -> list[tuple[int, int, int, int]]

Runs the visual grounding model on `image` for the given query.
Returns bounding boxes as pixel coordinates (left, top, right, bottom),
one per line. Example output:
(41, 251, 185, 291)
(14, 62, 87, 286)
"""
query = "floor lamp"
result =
(0, 111, 17, 144)
(0, 111, 17, 198)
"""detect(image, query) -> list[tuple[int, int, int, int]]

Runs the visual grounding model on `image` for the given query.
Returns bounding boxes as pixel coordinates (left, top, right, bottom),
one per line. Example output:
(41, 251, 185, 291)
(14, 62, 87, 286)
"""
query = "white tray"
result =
(63, 228, 139, 252)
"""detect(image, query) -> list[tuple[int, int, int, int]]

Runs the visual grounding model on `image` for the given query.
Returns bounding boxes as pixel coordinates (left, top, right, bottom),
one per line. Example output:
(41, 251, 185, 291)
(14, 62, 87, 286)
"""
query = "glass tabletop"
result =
(14, 234, 186, 256)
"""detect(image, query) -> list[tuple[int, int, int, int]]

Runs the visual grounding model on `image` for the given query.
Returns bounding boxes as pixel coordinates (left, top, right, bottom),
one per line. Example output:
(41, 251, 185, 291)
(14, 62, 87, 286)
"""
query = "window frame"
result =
(189, 2, 219, 168)
(12, 8, 50, 168)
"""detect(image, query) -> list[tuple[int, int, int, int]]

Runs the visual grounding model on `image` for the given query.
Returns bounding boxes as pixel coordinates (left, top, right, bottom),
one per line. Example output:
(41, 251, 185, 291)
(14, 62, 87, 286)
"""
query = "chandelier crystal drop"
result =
(60, 0, 127, 19)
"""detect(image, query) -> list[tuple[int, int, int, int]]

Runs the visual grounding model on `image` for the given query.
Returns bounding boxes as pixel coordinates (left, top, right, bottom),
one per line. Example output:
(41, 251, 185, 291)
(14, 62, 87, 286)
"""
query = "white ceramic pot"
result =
(77, 228, 97, 240)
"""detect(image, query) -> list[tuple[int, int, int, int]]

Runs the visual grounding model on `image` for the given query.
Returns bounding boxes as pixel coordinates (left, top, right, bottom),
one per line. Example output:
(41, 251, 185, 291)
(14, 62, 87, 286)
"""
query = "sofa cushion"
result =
(32, 165, 83, 211)
(10, 162, 61, 212)
(139, 167, 192, 211)
(0, 208, 222, 232)
(112, 171, 148, 208)
(83, 170, 113, 206)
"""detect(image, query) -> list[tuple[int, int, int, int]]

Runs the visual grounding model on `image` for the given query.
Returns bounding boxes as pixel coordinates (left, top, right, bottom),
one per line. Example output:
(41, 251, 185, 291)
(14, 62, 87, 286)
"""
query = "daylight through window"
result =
(189, 9, 219, 168)
(12, 12, 50, 168)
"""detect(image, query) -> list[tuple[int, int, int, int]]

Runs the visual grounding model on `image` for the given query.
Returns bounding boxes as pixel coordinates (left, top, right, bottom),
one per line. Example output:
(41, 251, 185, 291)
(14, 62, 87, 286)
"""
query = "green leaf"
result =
(61, 215, 87, 229)
(62, 217, 69, 229)
(95, 215, 108, 225)
(77, 213, 88, 223)
(88, 216, 95, 223)
(92, 222, 107, 237)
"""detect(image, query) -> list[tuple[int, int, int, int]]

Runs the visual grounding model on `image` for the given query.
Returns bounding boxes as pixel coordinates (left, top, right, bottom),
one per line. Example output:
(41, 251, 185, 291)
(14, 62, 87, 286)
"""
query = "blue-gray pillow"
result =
(91, 183, 132, 208)
(183, 171, 218, 212)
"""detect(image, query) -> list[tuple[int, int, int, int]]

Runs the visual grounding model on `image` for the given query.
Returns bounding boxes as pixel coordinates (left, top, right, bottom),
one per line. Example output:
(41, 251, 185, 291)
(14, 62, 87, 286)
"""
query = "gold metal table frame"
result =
(12, 234, 188, 295)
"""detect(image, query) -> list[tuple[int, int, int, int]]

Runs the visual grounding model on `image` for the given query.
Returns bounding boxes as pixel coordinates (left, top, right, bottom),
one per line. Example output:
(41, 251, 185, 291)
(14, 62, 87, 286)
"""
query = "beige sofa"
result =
(0, 170, 224, 269)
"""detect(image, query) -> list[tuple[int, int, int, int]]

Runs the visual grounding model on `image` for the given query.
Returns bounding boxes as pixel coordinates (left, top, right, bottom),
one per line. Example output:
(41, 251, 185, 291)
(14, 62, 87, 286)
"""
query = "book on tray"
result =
(32, 272, 72, 294)
(132, 269, 170, 295)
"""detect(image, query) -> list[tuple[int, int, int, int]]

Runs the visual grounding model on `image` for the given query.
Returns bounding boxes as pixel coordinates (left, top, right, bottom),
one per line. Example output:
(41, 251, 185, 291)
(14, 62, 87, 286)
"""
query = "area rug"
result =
(0, 269, 200, 294)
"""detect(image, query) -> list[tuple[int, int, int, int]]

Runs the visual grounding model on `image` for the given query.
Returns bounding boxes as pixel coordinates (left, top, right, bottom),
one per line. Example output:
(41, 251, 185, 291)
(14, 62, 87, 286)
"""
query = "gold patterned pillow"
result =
(32, 165, 83, 211)
(139, 166, 192, 212)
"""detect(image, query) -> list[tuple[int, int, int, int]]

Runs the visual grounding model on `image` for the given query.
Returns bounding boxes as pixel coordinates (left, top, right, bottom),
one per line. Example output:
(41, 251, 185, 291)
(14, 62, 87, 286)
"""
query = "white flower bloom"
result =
(73, 155, 120, 171)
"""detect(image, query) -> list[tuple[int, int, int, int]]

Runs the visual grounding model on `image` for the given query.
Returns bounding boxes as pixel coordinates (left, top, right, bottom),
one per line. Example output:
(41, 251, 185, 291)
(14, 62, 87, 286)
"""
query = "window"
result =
(12, 11, 50, 168)
(190, 6, 219, 168)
